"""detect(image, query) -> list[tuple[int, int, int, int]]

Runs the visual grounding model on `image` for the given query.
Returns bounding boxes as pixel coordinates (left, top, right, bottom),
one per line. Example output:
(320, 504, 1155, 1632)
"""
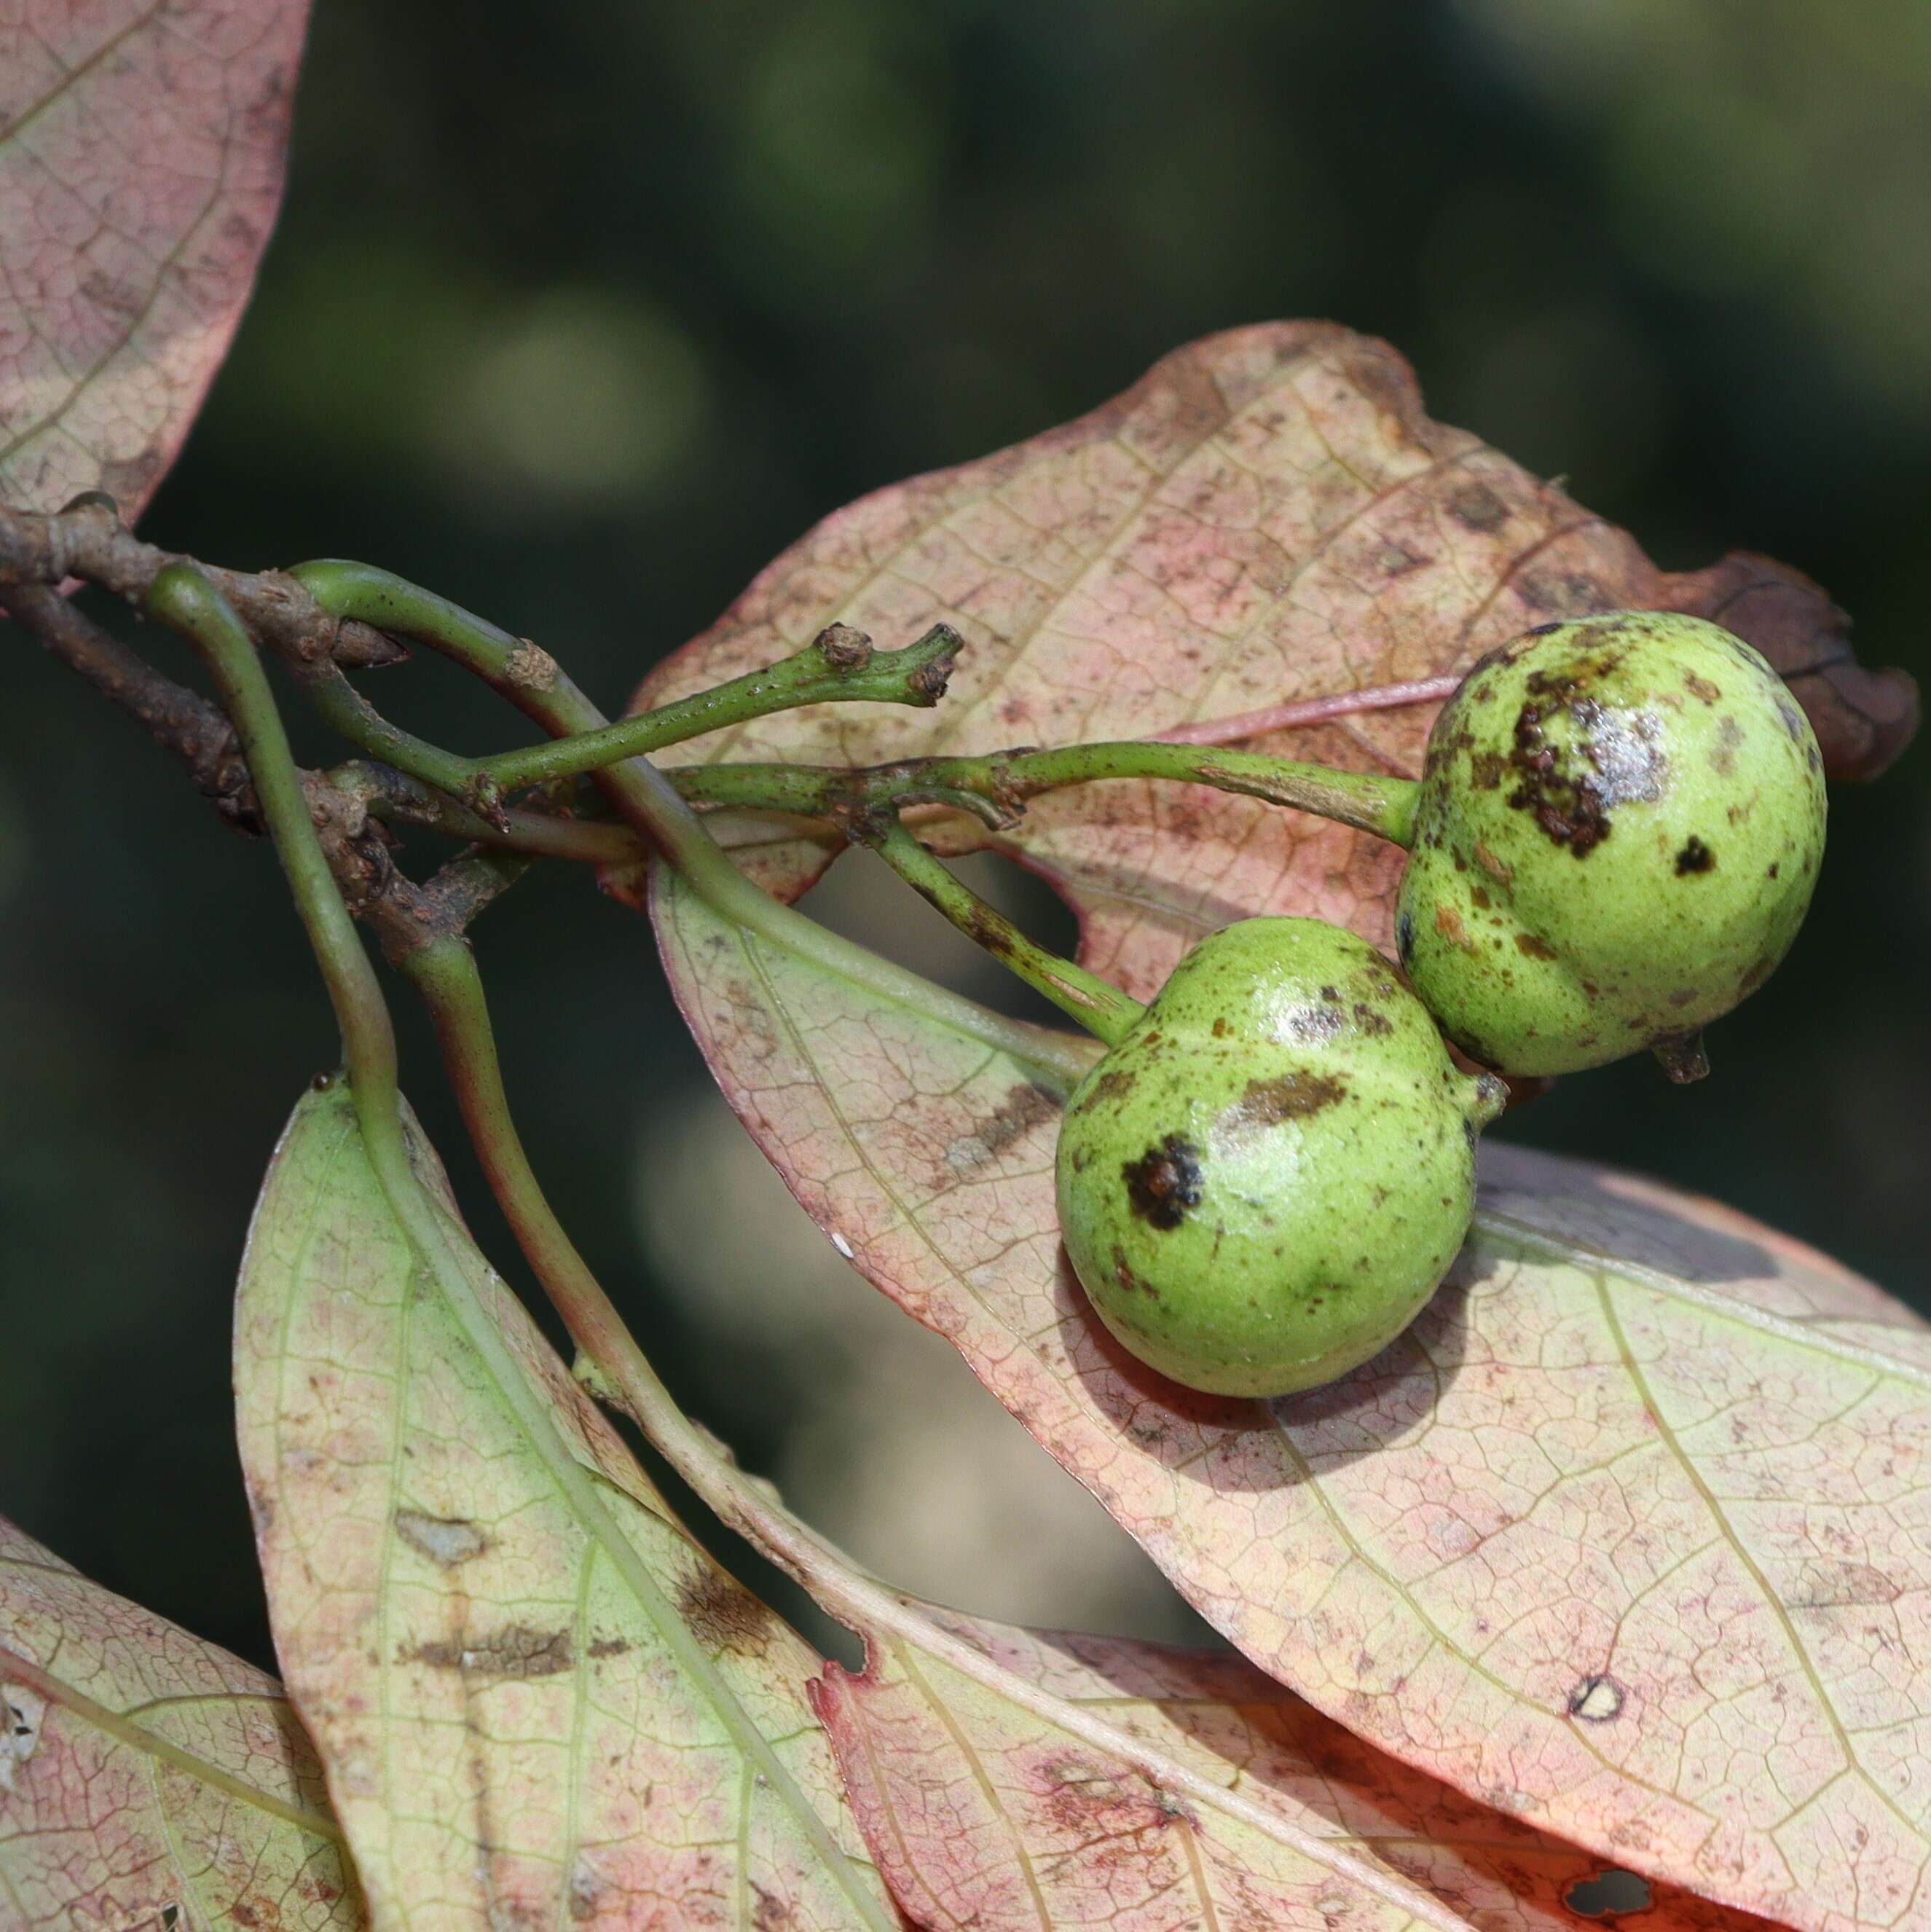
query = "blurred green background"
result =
(1, 0, 1927, 1670)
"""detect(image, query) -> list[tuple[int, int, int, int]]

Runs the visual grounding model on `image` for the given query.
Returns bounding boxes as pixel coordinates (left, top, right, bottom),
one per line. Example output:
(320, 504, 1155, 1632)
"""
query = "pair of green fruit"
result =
(1056, 613, 1828, 1397)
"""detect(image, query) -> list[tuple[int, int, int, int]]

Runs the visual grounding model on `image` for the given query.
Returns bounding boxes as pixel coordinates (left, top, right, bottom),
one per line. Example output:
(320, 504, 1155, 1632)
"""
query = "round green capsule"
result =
(1055, 917, 1503, 1398)
(1396, 612, 1827, 1080)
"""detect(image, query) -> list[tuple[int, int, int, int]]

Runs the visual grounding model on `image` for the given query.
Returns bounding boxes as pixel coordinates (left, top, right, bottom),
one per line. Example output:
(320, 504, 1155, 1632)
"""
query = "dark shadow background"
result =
(1, 1, 1926, 1670)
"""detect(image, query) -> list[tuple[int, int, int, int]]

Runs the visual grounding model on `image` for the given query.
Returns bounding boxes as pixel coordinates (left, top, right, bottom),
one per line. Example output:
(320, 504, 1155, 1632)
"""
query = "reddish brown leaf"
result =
(652, 862, 1931, 1931)
(0, 0, 309, 518)
(234, 1083, 899, 1932)
(0, 1512, 363, 1929)
(816, 1607, 1783, 1932)
(636, 323, 1915, 994)
(642, 328, 1926, 1923)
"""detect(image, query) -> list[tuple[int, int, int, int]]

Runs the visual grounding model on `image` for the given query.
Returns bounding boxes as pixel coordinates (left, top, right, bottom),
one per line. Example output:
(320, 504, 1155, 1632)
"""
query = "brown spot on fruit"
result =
(1514, 931, 1558, 960)
(1434, 904, 1474, 950)
(1685, 672, 1722, 702)
(1219, 1072, 1348, 1133)
(1122, 1135, 1205, 1230)
(1675, 836, 1715, 875)
(1472, 840, 1513, 884)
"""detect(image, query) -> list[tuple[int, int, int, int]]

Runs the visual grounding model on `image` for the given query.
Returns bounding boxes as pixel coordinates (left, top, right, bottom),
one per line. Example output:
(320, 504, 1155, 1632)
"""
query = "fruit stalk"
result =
(861, 812, 1147, 1043)
(672, 739, 1420, 845)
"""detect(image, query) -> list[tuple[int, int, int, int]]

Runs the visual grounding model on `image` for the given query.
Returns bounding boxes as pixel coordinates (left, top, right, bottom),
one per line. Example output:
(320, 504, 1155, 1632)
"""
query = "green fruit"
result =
(1055, 917, 1503, 1398)
(1396, 612, 1827, 1080)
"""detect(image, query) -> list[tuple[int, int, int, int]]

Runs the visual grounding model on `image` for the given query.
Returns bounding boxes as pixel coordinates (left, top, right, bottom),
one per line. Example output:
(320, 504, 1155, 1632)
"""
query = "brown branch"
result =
(3, 551, 527, 946)
(2, 581, 264, 833)
(0, 495, 405, 669)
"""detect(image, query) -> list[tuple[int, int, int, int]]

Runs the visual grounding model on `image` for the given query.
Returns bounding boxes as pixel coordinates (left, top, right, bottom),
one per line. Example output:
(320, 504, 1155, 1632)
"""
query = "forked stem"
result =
(291, 559, 1098, 1090)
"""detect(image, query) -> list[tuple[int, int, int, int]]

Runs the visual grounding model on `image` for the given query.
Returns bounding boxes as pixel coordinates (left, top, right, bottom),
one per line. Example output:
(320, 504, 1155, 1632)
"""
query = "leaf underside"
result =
(0, 0, 310, 518)
(635, 322, 1915, 992)
(0, 1512, 363, 1931)
(639, 327, 1926, 1932)
(232, 1083, 899, 1932)
(817, 1602, 1781, 1932)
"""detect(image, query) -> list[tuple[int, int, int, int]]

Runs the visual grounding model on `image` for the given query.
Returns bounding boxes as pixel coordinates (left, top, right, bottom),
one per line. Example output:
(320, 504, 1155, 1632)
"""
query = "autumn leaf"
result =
(650, 855, 1931, 1932)
(232, 1081, 899, 1932)
(0, 1511, 363, 1931)
(815, 1606, 1780, 1932)
(635, 323, 1916, 996)
(0, 0, 309, 518)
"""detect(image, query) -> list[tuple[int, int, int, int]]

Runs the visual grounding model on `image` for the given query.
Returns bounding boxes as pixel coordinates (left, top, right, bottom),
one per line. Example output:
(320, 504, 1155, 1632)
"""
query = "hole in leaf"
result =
(1563, 1868, 1651, 1917)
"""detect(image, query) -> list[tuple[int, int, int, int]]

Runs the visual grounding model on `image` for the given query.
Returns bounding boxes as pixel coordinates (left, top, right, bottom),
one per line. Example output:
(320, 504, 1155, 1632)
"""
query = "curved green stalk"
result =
(146, 567, 398, 1102)
(467, 624, 963, 793)
(148, 568, 894, 1930)
(866, 815, 1144, 1045)
(677, 741, 1420, 848)
(293, 656, 488, 810)
(291, 559, 1098, 1091)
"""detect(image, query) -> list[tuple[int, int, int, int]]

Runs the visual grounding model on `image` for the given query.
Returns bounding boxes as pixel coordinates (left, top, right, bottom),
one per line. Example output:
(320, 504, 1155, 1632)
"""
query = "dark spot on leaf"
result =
(947, 1081, 1060, 1172)
(675, 1568, 778, 1654)
(588, 1636, 632, 1659)
(407, 1624, 575, 1679)
(1447, 482, 1509, 531)
(752, 1882, 797, 1932)
(393, 1509, 489, 1568)
(1788, 1560, 1902, 1609)
(1567, 1674, 1625, 1723)
(1122, 1135, 1205, 1230)
(1675, 836, 1715, 875)
(1219, 1072, 1348, 1133)
(1564, 1869, 1652, 1918)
